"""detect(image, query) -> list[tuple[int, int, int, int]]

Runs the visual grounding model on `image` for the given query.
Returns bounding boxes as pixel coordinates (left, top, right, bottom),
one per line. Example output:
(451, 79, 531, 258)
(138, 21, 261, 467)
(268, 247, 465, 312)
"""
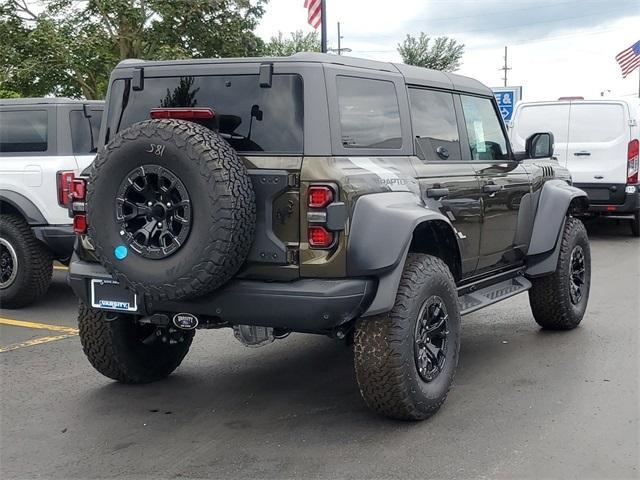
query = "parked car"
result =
(0, 98, 104, 307)
(68, 53, 590, 420)
(510, 98, 640, 236)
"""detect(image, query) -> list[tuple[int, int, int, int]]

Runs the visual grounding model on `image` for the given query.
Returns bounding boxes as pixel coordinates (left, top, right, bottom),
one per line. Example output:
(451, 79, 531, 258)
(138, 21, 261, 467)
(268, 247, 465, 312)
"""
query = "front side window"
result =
(0, 110, 48, 153)
(337, 76, 402, 149)
(460, 95, 509, 161)
(70, 109, 103, 154)
(104, 74, 303, 154)
(409, 88, 461, 161)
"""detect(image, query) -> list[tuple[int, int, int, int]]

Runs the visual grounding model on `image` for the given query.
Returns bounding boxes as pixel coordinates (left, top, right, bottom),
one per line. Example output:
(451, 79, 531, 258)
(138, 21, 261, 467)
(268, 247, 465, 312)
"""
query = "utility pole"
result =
(499, 46, 512, 87)
(328, 22, 352, 55)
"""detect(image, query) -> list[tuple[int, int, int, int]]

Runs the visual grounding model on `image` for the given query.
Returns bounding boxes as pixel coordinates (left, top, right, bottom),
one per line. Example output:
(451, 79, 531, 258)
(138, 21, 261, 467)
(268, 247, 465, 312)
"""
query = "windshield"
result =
(103, 74, 304, 154)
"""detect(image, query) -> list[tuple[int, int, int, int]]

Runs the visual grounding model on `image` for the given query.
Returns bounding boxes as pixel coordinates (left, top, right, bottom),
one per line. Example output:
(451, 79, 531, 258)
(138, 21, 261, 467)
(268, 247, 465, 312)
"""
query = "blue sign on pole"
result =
(492, 86, 522, 123)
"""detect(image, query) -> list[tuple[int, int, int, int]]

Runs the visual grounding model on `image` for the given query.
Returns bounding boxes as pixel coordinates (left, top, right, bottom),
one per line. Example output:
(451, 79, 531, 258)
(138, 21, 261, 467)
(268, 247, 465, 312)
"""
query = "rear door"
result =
(566, 101, 630, 204)
(408, 87, 482, 278)
(511, 102, 570, 165)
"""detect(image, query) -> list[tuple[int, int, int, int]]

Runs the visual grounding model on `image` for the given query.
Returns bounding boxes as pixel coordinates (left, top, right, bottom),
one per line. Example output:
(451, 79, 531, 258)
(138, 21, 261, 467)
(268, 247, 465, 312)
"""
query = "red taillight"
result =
(72, 178, 86, 200)
(628, 139, 639, 184)
(57, 171, 75, 206)
(308, 226, 334, 248)
(150, 108, 215, 120)
(308, 186, 334, 208)
(73, 214, 87, 234)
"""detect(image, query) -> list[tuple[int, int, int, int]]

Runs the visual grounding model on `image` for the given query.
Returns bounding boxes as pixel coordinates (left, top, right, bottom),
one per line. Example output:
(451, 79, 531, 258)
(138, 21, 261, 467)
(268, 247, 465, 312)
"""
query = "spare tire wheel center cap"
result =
(115, 164, 192, 259)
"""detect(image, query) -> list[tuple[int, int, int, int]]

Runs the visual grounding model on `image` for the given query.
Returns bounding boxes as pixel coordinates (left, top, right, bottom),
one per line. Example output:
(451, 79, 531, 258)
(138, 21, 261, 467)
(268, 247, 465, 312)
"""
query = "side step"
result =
(458, 276, 532, 316)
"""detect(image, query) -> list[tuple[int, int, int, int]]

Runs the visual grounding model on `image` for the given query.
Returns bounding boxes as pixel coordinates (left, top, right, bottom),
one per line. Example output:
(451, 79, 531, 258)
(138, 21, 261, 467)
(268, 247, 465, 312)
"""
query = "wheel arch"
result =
(409, 219, 462, 282)
(0, 190, 47, 225)
(525, 180, 589, 277)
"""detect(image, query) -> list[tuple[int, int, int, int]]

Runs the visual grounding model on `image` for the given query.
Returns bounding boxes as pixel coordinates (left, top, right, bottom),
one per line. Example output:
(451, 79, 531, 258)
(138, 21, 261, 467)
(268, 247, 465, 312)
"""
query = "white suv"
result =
(0, 98, 104, 307)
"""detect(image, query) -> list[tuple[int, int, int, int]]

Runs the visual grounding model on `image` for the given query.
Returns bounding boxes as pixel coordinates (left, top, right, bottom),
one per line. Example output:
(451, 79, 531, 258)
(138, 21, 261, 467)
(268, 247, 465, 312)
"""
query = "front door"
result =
(408, 87, 482, 278)
(459, 94, 531, 272)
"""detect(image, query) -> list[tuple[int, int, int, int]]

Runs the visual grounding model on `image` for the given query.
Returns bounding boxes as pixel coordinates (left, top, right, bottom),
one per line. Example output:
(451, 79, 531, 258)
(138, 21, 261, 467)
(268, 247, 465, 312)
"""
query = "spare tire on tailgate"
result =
(87, 119, 255, 301)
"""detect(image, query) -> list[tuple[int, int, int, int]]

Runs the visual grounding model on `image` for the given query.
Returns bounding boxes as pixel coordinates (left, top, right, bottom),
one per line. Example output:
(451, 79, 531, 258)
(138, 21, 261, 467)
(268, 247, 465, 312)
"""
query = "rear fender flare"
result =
(0, 190, 47, 225)
(346, 192, 462, 316)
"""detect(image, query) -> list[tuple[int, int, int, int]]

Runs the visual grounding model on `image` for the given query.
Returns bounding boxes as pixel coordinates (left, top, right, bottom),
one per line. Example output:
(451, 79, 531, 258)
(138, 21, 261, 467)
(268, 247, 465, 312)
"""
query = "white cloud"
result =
(256, 0, 640, 100)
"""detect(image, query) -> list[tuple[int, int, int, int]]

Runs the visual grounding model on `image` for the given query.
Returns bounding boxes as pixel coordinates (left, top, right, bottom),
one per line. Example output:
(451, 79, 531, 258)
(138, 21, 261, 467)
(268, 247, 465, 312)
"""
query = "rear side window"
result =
(516, 104, 570, 143)
(568, 103, 626, 143)
(460, 95, 509, 161)
(70, 109, 103, 154)
(409, 88, 461, 161)
(105, 74, 303, 154)
(337, 76, 402, 149)
(0, 110, 48, 153)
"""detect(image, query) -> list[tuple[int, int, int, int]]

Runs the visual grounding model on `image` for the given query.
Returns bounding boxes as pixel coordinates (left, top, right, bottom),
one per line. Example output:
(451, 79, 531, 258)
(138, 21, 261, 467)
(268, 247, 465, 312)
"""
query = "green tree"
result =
(262, 30, 320, 56)
(0, 0, 266, 99)
(397, 33, 464, 72)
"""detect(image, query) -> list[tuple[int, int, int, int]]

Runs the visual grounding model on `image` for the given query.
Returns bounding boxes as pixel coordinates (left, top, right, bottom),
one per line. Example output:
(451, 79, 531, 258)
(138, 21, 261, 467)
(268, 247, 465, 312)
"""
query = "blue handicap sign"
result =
(494, 90, 516, 121)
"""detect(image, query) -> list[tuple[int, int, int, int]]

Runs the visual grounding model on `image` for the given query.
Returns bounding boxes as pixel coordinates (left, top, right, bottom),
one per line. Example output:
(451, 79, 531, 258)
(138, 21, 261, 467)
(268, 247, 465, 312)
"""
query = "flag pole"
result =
(321, 0, 327, 53)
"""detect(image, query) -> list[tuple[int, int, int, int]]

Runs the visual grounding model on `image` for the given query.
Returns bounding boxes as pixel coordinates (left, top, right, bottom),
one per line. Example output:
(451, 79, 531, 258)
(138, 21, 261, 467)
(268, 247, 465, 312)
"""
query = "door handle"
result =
(482, 184, 503, 193)
(574, 151, 591, 156)
(426, 187, 450, 198)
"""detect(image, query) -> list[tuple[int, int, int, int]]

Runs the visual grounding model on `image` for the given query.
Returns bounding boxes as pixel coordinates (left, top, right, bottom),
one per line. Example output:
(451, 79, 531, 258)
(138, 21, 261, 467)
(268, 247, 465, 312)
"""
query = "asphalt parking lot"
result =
(1, 218, 638, 480)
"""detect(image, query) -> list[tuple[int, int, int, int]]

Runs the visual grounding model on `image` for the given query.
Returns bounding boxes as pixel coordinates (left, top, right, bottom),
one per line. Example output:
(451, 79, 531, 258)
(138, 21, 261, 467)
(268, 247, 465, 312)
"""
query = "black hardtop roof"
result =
(115, 52, 492, 97)
(0, 97, 105, 107)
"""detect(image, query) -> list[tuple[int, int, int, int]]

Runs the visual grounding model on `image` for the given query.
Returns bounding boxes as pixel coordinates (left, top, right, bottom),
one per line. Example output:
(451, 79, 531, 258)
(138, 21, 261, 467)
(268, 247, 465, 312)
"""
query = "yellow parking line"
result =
(0, 317, 78, 335)
(0, 333, 77, 353)
(53, 265, 69, 271)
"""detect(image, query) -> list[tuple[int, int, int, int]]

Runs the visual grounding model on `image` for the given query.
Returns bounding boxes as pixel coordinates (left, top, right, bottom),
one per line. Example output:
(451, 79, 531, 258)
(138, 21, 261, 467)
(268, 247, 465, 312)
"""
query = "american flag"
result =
(304, 0, 322, 29)
(615, 40, 640, 78)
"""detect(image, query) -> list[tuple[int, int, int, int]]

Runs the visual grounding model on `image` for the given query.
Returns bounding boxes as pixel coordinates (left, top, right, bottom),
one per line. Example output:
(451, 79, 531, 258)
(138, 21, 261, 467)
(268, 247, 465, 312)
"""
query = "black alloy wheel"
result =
(115, 164, 191, 259)
(0, 238, 18, 289)
(414, 295, 450, 382)
(569, 245, 586, 305)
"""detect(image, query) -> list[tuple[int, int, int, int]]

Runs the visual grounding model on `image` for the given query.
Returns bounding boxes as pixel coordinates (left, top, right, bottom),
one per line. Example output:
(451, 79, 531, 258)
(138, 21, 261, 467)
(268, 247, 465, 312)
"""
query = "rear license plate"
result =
(90, 279, 137, 312)
(584, 188, 610, 202)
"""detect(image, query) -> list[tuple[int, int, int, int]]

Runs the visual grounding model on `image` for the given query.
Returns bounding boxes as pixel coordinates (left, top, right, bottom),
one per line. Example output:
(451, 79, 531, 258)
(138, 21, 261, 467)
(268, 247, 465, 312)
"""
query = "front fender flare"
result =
(526, 180, 588, 276)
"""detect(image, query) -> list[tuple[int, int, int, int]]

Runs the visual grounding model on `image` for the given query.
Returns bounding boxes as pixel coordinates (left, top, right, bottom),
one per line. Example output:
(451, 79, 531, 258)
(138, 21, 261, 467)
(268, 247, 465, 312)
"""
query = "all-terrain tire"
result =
(630, 212, 639, 237)
(354, 254, 461, 421)
(87, 119, 255, 302)
(0, 214, 52, 308)
(78, 303, 194, 383)
(528, 217, 591, 330)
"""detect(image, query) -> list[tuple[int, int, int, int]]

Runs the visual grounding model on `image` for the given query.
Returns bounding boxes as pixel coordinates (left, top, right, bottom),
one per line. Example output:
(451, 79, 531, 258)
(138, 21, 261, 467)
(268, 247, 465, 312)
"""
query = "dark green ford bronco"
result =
(68, 53, 591, 420)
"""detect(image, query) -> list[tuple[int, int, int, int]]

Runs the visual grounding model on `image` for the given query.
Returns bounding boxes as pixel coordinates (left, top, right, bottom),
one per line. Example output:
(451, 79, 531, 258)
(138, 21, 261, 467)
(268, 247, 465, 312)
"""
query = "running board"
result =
(458, 276, 532, 316)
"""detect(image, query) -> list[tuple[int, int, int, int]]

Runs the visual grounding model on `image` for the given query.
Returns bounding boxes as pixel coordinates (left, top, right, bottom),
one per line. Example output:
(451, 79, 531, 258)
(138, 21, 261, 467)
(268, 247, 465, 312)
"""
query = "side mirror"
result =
(525, 132, 554, 159)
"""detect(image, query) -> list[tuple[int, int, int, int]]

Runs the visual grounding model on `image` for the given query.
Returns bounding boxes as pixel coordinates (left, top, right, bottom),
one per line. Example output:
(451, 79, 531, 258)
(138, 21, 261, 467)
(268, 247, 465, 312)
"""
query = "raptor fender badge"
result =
(172, 313, 198, 330)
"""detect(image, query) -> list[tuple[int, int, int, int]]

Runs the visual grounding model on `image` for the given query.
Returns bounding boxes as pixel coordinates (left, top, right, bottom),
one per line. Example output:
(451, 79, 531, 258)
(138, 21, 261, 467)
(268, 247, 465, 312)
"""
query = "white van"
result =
(510, 98, 639, 236)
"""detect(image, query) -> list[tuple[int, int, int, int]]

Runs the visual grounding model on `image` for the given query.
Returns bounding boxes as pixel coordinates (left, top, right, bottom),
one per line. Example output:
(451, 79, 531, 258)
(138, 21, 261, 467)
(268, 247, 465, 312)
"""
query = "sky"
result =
(255, 0, 640, 101)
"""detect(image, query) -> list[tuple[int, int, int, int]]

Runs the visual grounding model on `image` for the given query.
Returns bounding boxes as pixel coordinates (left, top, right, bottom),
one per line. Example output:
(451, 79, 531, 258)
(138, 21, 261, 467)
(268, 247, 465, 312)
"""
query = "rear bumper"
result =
(68, 257, 376, 333)
(584, 188, 640, 216)
(32, 225, 75, 260)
